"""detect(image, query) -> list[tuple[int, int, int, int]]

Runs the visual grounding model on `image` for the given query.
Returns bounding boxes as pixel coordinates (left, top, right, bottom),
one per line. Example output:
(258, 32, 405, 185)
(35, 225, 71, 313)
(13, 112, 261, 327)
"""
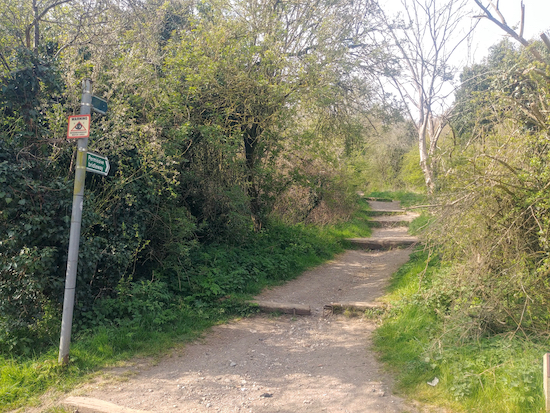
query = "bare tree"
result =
(473, 0, 550, 60)
(0, 0, 116, 69)
(377, 0, 475, 193)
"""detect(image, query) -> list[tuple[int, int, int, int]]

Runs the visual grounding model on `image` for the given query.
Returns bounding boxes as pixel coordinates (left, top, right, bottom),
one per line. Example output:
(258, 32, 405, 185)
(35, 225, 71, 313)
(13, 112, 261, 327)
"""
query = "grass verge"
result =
(327, 197, 372, 240)
(0, 309, 215, 412)
(374, 246, 547, 413)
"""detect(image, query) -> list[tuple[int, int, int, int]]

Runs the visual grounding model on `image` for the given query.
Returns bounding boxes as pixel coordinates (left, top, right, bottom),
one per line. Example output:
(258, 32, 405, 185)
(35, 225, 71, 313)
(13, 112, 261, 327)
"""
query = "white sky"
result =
(380, 0, 550, 64)
(472, 0, 550, 62)
(377, 0, 550, 118)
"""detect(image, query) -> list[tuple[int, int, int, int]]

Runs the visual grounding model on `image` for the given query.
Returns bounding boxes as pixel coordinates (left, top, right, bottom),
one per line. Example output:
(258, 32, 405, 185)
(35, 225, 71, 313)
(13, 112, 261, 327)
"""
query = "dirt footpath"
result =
(66, 247, 421, 413)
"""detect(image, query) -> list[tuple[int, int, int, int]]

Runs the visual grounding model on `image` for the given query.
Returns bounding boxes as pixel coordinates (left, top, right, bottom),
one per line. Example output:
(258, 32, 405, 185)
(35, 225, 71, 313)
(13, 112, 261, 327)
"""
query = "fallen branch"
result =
(405, 204, 441, 210)
(325, 302, 386, 312)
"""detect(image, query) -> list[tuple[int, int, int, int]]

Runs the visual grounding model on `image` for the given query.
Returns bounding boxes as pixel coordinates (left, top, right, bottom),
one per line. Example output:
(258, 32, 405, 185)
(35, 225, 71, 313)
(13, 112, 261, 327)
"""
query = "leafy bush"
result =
(0, 145, 72, 354)
(0, 0, 391, 358)
(92, 280, 177, 330)
(0, 51, 196, 353)
(399, 147, 426, 191)
(425, 40, 550, 337)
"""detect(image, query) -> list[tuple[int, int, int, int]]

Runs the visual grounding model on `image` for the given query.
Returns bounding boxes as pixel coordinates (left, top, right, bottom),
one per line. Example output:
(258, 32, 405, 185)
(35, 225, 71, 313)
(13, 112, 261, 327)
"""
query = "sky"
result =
(472, 0, 550, 62)
(377, 0, 550, 117)
(380, 0, 550, 64)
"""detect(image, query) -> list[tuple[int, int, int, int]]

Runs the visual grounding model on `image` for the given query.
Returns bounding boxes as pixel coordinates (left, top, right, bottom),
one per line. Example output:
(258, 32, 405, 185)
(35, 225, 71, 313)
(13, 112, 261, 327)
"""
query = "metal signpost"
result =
(59, 80, 109, 365)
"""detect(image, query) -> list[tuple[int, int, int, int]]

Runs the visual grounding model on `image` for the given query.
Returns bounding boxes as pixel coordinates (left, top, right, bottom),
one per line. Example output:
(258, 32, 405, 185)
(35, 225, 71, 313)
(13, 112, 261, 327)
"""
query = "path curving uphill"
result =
(345, 200, 420, 251)
(60, 200, 421, 413)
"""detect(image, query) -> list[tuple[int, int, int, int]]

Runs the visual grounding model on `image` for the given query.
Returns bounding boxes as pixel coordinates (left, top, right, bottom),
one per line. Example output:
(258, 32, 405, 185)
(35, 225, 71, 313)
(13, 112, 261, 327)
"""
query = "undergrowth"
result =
(0, 307, 215, 411)
(0, 198, 377, 412)
(328, 197, 372, 239)
(374, 245, 547, 412)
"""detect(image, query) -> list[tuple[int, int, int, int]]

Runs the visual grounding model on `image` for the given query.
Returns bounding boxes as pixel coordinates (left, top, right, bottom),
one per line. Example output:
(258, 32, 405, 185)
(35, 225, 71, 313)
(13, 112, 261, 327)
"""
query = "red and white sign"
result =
(67, 115, 91, 139)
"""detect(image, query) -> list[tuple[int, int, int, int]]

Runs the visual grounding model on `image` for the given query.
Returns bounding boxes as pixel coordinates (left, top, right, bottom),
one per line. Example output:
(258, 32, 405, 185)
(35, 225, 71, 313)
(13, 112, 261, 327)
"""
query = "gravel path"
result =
(54, 201, 423, 413)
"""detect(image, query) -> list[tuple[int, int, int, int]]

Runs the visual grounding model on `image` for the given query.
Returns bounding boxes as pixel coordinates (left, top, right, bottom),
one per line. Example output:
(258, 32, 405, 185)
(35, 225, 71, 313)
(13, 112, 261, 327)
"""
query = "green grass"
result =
(0, 308, 218, 411)
(326, 197, 372, 239)
(367, 190, 427, 208)
(408, 212, 433, 235)
(374, 248, 547, 412)
(0, 205, 378, 412)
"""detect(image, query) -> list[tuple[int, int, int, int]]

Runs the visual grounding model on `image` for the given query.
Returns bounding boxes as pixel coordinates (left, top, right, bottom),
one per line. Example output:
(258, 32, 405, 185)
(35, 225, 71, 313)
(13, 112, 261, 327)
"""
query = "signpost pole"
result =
(545, 353, 550, 411)
(58, 79, 92, 365)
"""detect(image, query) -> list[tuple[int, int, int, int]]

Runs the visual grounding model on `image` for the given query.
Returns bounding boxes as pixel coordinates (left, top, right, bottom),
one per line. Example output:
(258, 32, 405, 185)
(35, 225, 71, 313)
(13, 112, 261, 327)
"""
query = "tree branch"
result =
(540, 32, 550, 53)
(0, 51, 10, 72)
(519, 1, 525, 39)
(36, 0, 72, 22)
(473, 0, 545, 62)
(25, 0, 73, 50)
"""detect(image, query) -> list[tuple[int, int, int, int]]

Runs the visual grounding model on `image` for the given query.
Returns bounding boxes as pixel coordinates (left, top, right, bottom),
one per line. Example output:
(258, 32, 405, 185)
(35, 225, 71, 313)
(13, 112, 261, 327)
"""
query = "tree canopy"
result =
(0, 0, 403, 351)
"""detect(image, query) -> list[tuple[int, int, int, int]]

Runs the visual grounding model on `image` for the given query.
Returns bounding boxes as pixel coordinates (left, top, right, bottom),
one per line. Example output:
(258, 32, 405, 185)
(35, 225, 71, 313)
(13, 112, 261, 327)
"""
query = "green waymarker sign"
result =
(91, 96, 108, 115)
(86, 152, 110, 176)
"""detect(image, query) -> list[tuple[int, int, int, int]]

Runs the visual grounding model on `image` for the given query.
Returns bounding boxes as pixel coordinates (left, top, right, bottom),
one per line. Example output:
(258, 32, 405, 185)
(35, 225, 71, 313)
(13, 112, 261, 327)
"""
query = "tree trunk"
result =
(34, 0, 39, 51)
(418, 118, 435, 194)
(243, 123, 263, 231)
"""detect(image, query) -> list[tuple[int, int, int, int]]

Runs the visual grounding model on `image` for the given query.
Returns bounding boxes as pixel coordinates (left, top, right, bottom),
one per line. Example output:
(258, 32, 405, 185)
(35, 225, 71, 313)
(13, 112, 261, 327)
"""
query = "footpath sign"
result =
(91, 96, 108, 115)
(60, 82, 112, 365)
(86, 152, 110, 176)
(67, 114, 91, 139)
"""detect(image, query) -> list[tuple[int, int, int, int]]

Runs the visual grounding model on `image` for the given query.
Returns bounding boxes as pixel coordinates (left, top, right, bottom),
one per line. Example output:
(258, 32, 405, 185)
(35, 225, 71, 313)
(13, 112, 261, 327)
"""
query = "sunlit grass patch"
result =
(374, 248, 547, 412)
(327, 197, 372, 239)
(0, 308, 216, 412)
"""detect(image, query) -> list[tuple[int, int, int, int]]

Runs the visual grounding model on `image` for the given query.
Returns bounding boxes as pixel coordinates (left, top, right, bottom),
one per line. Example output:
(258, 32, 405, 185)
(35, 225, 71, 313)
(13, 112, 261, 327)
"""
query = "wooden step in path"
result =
(250, 199, 420, 316)
(63, 396, 152, 413)
(253, 300, 311, 315)
(369, 212, 419, 228)
(347, 199, 419, 250)
(346, 234, 418, 249)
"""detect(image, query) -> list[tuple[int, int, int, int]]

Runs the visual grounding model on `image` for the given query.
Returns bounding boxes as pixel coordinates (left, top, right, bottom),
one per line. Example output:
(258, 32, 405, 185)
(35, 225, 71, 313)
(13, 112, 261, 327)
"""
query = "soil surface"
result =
(49, 202, 425, 413)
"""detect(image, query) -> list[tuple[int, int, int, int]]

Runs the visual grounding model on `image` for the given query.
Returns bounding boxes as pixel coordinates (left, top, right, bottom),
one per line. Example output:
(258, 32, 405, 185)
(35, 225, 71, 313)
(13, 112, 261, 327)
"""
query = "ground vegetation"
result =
(0, 0, 410, 408)
(430, 16, 550, 343)
(372, 3, 550, 410)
